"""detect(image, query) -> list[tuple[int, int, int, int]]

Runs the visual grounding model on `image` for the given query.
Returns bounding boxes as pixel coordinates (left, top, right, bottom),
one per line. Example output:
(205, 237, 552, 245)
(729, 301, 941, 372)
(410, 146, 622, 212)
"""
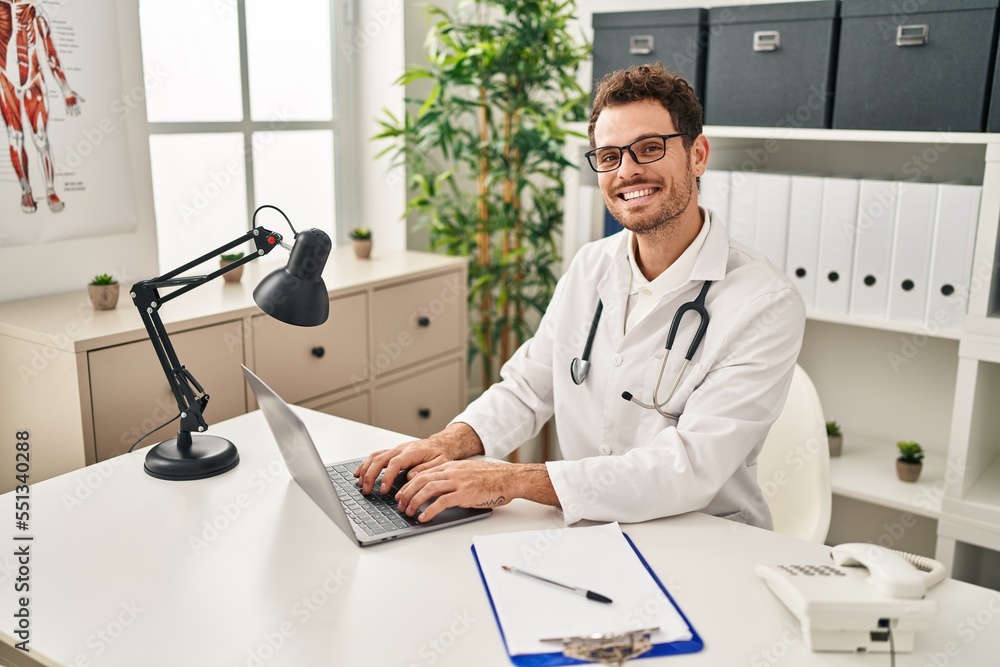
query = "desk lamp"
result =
(130, 205, 331, 481)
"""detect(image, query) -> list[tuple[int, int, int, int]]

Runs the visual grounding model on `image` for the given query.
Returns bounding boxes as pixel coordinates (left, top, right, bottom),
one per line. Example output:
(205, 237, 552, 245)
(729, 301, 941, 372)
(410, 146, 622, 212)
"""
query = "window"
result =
(138, 0, 349, 272)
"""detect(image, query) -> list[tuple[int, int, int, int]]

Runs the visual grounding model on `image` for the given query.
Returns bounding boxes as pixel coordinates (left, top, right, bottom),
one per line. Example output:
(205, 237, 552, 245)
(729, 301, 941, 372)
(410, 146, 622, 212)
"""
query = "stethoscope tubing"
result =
(572, 280, 713, 420)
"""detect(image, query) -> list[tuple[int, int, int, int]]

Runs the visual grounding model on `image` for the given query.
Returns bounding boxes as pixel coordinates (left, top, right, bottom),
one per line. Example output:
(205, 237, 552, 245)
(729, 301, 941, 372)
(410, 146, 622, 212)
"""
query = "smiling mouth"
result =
(619, 187, 659, 201)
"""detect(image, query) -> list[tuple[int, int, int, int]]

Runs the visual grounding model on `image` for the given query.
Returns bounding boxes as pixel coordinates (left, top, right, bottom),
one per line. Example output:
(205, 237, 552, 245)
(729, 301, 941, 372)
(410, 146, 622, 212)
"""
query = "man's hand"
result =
(397, 462, 558, 523)
(353, 422, 484, 495)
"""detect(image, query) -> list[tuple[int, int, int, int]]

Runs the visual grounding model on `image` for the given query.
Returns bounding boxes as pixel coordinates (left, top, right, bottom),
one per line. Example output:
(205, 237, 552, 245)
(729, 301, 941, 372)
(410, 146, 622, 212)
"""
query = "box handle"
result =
(896, 24, 929, 46)
(753, 30, 780, 52)
(629, 35, 654, 55)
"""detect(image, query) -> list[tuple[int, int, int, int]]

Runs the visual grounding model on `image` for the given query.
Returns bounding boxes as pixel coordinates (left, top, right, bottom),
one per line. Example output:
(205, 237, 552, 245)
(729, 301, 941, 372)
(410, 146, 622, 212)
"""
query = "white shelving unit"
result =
(705, 126, 1000, 589)
(562, 117, 1000, 587)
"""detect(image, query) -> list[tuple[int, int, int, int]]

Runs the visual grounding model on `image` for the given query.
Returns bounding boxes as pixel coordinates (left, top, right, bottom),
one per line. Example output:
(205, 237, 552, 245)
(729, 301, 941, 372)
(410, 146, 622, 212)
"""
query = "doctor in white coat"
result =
(356, 63, 806, 530)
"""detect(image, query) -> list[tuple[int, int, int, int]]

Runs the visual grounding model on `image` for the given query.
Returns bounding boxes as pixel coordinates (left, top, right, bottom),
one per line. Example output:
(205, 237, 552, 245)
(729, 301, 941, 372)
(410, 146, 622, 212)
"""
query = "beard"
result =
(603, 161, 695, 237)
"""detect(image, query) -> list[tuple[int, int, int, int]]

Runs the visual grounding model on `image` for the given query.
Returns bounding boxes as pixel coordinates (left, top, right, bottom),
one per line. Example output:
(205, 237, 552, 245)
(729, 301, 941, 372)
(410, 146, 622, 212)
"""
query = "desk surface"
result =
(2, 410, 998, 667)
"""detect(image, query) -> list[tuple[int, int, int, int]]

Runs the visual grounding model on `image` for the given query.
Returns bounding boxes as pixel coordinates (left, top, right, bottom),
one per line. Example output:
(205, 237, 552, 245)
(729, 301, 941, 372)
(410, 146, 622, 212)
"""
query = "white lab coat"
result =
(453, 209, 806, 528)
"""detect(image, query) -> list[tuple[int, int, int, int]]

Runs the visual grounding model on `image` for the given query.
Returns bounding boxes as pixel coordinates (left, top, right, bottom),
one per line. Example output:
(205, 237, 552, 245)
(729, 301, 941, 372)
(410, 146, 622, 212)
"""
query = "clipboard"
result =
(471, 533, 704, 666)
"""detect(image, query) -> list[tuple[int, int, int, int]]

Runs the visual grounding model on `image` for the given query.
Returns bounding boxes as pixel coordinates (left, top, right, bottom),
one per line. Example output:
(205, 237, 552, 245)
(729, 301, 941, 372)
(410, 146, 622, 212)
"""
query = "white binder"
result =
(755, 173, 791, 271)
(850, 180, 898, 320)
(700, 170, 731, 227)
(926, 184, 981, 330)
(887, 182, 938, 324)
(727, 171, 758, 249)
(786, 175, 824, 310)
(815, 177, 859, 315)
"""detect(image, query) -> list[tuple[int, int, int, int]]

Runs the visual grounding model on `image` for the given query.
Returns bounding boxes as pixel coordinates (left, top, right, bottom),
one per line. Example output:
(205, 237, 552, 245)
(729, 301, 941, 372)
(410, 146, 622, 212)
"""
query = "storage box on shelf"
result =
(704, 0, 839, 128)
(591, 8, 707, 98)
(834, 0, 1000, 132)
(0, 249, 468, 493)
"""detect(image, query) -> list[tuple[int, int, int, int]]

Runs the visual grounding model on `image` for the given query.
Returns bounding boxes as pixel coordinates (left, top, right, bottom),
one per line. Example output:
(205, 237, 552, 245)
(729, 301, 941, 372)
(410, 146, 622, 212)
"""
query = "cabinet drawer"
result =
(372, 360, 462, 439)
(253, 293, 368, 404)
(88, 321, 246, 462)
(372, 272, 463, 374)
(314, 392, 371, 424)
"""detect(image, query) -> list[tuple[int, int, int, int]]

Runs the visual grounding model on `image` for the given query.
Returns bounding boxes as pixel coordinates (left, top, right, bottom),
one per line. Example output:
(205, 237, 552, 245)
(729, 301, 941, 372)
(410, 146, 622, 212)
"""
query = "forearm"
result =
(513, 463, 560, 507)
(429, 421, 485, 460)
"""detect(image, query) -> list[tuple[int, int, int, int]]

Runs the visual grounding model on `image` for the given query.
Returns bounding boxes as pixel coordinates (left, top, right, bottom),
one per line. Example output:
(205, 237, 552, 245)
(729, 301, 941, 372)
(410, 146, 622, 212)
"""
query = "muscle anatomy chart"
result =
(1, 0, 81, 213)
(0, 0, 136, 248)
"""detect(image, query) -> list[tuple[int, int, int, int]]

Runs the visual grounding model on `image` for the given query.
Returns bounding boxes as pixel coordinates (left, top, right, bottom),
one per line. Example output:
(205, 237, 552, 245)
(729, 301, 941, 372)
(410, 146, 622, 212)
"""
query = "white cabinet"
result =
(703, 126, 1000, 589)
(0, 249, 468, 492)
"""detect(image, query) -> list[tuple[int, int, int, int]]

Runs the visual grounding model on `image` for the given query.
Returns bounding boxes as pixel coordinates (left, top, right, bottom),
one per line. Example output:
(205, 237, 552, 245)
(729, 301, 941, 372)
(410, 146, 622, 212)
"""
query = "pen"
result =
(501, 565, 613, 604)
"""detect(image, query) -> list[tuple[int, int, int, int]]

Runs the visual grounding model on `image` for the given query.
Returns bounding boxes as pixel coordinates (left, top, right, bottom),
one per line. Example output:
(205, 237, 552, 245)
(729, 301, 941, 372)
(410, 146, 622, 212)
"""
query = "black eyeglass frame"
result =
(584, 133, 689, 173)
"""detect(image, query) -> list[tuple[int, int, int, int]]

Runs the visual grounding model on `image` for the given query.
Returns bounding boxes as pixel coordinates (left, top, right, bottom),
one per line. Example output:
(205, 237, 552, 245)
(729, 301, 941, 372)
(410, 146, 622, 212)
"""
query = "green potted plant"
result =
(220, 252, 245, 282)
(349, 227, 373, 259)
(374, 0, 589, 390)
(88, 274, 119, 310)
(826, 420, 843, 457)
(896, 441, 924, 482)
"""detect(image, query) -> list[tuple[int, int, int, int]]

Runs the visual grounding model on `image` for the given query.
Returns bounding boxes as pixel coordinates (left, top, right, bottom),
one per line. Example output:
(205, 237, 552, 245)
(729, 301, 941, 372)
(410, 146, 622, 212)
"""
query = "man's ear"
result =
(690, 134, 710, 177)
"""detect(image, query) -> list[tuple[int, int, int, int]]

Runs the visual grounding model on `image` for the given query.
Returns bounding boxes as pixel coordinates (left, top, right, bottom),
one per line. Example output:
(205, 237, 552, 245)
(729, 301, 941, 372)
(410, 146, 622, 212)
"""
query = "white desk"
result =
(2, 409, 998, 667)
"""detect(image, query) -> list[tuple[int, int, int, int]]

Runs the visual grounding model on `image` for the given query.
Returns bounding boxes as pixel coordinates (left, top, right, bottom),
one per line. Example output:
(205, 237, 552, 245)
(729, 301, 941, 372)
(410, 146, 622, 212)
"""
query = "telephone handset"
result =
(756, 543, 947, 654)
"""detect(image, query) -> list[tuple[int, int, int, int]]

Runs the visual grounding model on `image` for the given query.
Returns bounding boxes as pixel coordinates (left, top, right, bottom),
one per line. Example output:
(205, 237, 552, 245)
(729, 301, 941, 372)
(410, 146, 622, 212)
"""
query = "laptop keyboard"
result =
(326, 462, 420, 536)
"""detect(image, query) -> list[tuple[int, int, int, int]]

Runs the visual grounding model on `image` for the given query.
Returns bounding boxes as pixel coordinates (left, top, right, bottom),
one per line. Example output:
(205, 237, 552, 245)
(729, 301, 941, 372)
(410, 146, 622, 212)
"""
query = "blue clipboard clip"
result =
(540, 627, 659, 665)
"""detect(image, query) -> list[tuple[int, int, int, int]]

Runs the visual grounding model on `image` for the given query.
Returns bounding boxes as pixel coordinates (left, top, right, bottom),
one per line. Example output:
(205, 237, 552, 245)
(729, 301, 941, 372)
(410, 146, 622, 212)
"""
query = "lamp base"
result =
(144, 434, 240, 481)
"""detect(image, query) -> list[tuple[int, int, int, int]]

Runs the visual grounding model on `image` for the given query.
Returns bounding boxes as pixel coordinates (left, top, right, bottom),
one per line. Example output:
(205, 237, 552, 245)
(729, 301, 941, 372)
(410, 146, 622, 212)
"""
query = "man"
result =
(356, 63, 805, 529)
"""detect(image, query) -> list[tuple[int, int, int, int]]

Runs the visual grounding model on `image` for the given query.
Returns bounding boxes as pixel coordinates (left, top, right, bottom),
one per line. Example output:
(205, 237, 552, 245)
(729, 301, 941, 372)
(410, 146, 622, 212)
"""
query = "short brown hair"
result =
(588, 63, 703, 149)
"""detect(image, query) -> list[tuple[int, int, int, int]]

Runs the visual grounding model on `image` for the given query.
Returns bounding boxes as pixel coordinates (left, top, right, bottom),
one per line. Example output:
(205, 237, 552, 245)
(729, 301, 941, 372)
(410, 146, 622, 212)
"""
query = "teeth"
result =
(622, 188, 654, 201)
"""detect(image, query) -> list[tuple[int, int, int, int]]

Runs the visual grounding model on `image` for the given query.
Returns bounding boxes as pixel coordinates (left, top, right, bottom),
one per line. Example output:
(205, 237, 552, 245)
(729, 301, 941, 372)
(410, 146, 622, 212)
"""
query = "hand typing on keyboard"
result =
(354, 422, 559, 523)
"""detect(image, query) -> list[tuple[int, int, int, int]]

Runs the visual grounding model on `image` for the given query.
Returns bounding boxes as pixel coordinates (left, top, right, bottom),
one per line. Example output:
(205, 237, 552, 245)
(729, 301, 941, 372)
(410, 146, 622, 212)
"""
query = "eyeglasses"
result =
(585, 133, 687, 173)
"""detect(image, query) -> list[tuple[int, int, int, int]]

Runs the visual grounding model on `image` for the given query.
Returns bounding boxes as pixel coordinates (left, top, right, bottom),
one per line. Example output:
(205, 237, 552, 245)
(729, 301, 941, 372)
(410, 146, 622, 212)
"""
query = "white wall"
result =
(0, 0, 409, 304)
(349, 0, 408, 252)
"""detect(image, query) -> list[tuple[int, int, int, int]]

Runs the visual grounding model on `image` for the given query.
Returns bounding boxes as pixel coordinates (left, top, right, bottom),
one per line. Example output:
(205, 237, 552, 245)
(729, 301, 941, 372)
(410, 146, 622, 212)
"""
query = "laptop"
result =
(241, 365, 492, 546)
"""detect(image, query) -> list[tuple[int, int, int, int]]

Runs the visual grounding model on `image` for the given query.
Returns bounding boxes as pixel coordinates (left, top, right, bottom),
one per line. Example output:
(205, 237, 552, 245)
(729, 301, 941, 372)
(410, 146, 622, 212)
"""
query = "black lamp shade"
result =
(253, 228, 332, 326)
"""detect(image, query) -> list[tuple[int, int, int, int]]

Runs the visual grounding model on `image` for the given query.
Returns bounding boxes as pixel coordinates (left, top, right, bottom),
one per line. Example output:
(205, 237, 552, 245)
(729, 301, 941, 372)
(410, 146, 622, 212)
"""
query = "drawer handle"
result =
(628, 35, 654, 55)
(311, 346, 326, 358)
(753, 30, 780, 52)
(896, 24, 928, 47)
(417, 316, 431, 328)
(418, 408, 431, 419)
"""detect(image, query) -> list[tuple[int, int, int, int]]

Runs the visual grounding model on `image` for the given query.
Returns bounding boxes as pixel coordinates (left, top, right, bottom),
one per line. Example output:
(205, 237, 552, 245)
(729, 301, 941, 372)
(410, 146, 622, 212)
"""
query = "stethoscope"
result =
(570, 281, 713, 420)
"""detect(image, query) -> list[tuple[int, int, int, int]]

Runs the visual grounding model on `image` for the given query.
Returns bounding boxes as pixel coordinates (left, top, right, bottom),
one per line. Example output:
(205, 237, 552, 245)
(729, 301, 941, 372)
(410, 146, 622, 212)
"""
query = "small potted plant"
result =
(220, 252, 245, 283)
(349, 227, 372, 259)
(826, 420, 843, 457)
(88, 274, 119, 310)
(896, 441, 924, 483)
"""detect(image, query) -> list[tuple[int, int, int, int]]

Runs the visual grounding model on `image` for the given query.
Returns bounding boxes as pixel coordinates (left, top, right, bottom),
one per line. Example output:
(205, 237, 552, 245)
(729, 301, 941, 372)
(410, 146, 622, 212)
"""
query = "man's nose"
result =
(617, 149, 646, 177)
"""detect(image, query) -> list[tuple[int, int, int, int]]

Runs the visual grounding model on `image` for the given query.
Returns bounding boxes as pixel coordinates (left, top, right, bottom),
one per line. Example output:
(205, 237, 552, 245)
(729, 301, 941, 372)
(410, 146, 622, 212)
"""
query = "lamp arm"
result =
(140, 226, 283, 307)
(129, 225, 284, 442)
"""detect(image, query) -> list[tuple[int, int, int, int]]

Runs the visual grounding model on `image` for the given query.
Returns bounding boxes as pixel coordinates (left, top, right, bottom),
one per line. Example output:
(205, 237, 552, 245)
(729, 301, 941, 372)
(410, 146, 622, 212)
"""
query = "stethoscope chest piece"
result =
(570, 358, 591, 385)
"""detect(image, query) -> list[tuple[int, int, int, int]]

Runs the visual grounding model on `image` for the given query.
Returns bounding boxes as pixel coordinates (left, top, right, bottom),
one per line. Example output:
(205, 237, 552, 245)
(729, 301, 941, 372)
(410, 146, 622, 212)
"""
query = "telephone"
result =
(756, 543, 947, 653)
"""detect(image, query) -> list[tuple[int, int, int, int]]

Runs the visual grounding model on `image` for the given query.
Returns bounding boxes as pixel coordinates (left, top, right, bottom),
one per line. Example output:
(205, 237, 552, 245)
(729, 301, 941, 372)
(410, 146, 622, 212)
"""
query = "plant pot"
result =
(828, 434, 843, 457)
(220, 259, 243, 283)
(896, 459, 922, 483)
(87, 283, 120, 310)
(352, 238, 372, 259)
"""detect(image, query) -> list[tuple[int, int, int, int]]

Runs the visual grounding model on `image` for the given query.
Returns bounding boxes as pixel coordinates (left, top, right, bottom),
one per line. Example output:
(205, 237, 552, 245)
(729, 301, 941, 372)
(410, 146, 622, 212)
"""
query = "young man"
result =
(356, 63, 805, 529)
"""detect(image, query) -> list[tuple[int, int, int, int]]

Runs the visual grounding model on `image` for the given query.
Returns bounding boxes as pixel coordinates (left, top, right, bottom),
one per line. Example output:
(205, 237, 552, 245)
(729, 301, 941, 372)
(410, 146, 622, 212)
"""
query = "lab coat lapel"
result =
(597, 233, 633, 347)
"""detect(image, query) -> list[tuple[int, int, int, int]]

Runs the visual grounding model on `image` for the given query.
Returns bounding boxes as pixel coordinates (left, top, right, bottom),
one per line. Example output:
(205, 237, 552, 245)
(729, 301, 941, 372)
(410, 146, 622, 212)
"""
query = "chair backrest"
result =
(756, 364, 831, 544)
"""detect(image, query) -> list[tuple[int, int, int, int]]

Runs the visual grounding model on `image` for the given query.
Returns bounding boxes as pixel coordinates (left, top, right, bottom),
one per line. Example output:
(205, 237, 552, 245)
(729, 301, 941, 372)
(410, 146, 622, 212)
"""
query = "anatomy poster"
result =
(0, 0, 136, 247)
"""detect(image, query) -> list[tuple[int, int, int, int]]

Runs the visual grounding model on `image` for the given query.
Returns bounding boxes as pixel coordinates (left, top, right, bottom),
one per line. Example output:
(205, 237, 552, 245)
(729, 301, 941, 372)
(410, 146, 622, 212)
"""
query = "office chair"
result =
(756, 364, 832, 544)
